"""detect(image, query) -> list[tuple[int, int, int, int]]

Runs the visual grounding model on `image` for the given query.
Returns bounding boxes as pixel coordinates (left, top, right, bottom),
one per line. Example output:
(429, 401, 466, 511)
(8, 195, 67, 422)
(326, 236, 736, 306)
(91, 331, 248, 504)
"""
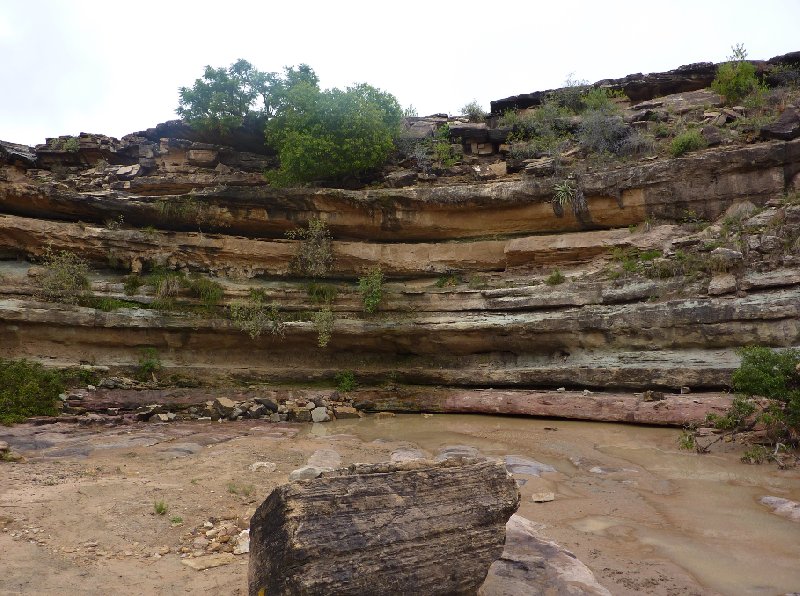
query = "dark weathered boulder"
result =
(761, 106, 800, 141)
(449, 122, 490, 142)
(248, 458, 520, 596)
(0, 140, 37, 167)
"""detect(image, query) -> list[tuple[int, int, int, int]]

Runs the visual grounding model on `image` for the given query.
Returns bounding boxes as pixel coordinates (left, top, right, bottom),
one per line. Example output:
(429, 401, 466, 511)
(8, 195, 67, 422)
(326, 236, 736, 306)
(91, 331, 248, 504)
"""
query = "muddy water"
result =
(304, 415, 800, 596)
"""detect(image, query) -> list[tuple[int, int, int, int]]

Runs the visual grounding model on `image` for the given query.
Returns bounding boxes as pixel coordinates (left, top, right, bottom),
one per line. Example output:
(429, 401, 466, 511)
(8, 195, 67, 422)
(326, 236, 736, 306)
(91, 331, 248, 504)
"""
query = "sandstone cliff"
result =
(2, 53, 799, 425)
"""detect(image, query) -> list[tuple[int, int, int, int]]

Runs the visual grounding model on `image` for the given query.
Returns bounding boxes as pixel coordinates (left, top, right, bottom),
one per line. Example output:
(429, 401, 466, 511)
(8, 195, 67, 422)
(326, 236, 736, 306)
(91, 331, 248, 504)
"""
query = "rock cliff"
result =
(2, 53, 799, 425)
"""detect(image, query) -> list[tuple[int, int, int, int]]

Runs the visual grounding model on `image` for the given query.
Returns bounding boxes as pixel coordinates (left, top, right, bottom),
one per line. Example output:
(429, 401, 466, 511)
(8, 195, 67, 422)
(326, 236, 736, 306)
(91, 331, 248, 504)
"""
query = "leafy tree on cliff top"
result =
(264, 82, 403, 186)
(177, 59, 403, 185)
(176, 60, 318, 135)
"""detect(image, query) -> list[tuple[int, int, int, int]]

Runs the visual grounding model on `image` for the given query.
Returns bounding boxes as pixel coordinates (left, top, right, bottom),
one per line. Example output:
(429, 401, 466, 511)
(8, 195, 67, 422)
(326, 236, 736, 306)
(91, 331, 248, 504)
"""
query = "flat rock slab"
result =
(504, 455, 556, 476)
(760, 496, 800, 522)
(181, 552, 235, 571)
(249, 458, 520, 596)
(480, 514, 611, 596)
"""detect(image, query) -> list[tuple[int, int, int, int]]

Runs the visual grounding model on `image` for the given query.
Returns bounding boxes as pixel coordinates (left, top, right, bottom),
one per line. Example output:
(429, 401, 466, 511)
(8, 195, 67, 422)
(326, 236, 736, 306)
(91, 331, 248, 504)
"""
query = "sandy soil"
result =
(1, 415, 799, 595)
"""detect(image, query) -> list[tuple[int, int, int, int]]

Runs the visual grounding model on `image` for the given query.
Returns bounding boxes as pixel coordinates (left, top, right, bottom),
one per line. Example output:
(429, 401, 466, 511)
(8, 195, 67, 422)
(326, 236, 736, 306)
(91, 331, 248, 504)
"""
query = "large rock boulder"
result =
(248, 458, 520, 596)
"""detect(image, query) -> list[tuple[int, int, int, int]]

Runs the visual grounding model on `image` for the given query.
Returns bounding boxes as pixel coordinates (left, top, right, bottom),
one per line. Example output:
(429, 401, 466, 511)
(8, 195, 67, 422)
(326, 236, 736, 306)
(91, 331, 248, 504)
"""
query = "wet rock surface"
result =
(480, 515, 611, 596)
(248, 458, 520, 596)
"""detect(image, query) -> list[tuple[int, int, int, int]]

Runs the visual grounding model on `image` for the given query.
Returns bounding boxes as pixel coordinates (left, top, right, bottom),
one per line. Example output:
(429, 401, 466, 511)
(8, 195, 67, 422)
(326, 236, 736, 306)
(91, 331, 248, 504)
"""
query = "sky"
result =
(1, 0, 799, 146)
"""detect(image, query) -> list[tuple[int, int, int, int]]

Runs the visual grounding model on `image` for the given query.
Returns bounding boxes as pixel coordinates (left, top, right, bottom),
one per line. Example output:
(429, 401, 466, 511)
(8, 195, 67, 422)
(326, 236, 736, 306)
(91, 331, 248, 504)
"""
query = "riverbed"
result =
(1, 415, 798, 595)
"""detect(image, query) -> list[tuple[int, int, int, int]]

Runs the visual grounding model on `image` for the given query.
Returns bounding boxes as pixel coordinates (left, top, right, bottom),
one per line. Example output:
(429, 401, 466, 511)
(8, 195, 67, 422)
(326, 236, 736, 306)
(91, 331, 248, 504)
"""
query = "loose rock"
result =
(249, 459, 520, 596)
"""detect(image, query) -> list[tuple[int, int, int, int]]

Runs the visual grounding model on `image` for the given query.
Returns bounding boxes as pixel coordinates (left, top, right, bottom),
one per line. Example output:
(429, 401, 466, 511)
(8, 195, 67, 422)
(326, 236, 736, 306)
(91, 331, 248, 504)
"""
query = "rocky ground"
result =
(2, 415, 799, 595)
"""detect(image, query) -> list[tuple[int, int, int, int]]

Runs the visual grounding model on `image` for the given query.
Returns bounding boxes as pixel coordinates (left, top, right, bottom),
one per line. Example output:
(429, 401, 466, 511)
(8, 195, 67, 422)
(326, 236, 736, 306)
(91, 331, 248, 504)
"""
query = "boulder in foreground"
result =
(248, 458, 520, 596)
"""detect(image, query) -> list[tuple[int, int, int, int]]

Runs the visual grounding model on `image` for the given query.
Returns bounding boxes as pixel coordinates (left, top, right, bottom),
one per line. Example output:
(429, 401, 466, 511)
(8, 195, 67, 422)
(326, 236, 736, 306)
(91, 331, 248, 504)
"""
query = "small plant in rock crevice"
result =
(335, 370, 357, 393)
(183, 274, 224, 311)
(312, 307, 335, 348)
(38, 248, 91, 305)
(545, 269, 566, 285)
(229, 289, 286, 339)
(358, 266, 384, 314)
(552, 180, 576, 212)
(138, 347, 162, 381)
(286, 218, 333, 278)
(123, 274, 143, 296)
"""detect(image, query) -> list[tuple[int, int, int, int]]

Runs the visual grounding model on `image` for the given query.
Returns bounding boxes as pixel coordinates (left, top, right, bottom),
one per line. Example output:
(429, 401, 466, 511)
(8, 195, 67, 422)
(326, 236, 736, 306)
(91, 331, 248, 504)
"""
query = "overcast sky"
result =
(1, 0, 798, 146)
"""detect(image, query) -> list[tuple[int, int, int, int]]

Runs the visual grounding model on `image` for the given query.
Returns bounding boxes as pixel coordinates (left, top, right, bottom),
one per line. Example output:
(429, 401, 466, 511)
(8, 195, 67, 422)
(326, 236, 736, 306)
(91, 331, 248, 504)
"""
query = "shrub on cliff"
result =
(230, 289, 286, 339)
(264, 82, 403, 185)
(670, 129, 707, 157)
(38, 249, 90, 305)
(286, 218, 333, 278)
(0, 359, 63, 425)
(686, 346, 800, 464)
(712, 44, 764, 106)
(460, 100, 487, 123)
(358, 266, 384, 313)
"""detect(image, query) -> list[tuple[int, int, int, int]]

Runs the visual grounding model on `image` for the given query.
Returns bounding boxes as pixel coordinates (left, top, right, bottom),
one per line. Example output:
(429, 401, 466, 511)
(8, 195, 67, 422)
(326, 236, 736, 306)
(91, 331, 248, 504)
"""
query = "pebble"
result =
(531, 492, 556, 503)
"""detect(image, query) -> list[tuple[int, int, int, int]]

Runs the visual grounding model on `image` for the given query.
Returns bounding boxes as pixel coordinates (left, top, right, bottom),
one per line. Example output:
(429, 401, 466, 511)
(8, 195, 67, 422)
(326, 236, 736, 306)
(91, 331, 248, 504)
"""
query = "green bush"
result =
(578, 110, 631, 155)
(63, 137, 80, 152)
(501, 101, 572, 143)
(286, 218, 333, 278)
(712, 44, 763, 106)
(581, 87, 616, 112)
(460, 100, 487, 123)
(545, 270, 565, 285)
(123, 274, 143, 296)
(306, 283, 337, 305)
(670, 130, 707, 157)
(148, 268, 184, 310)
(184, 274, 224, 310)
(550, 74, 590, 113)
(0, 359, 63, 425)
(335, 370, 357, 393)
(708, 346, 800, 449)
(229, 289, 286, 339)
(265, 81, 403, 185)
(38, 249, 90, 305)
(138, 348, 162, 381)
(312, 307, 335, 348)
(358, 266, 384, 314)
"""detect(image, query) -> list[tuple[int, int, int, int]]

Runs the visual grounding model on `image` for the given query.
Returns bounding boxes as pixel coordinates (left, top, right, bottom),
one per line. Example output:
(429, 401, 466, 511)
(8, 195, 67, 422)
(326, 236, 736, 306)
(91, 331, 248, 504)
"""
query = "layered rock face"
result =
(1, 56, 799, 424)
(248, 459, 520, 596)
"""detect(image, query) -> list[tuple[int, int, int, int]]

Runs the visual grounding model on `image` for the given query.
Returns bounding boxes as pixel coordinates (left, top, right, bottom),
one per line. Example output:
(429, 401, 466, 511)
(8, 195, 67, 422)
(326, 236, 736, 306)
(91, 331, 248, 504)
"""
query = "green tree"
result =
(177, 59, 268, 135)
(265, 82, 403, 185)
